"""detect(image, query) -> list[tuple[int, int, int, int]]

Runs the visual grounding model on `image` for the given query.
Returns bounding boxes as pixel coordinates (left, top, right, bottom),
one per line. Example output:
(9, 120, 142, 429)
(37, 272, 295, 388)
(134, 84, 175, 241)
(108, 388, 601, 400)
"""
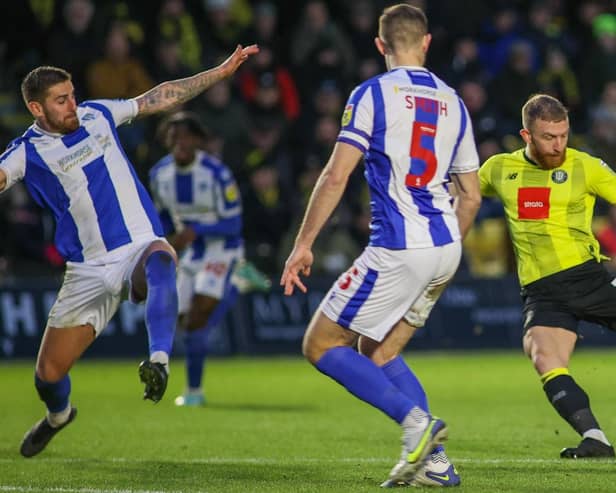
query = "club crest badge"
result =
(551, 169, 568, 184)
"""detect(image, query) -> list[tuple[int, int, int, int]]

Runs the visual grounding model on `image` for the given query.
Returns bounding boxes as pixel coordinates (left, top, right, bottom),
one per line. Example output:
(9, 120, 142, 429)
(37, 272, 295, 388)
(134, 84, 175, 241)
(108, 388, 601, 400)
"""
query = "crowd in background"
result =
(3, 0, 616, 280)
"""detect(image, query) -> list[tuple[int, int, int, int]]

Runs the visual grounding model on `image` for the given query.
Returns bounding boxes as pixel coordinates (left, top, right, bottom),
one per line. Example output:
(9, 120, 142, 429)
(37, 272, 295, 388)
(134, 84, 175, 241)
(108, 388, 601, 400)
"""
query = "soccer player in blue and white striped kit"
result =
(0, 44, 258, 458)
(150, 112, 244, 407)
(281, 5, 481, 487)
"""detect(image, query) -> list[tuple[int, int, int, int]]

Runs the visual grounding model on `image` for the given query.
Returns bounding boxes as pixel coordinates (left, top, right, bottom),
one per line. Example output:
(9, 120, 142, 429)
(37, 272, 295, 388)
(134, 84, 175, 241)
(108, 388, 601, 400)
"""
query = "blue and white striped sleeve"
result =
(214, 165, 242, 219)
(0, 141, 26, 193)
(337, 83, 374, 154)
(449, 98, 479, 174)
(87, 99, 138, 127)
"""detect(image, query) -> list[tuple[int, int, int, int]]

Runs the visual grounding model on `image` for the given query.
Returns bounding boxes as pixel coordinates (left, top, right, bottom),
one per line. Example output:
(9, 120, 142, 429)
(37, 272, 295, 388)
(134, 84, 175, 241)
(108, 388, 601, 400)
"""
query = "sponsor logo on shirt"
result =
(57, 144, 94, 172)
(506, 172, 518, 180)
(517, 187, 551, 219)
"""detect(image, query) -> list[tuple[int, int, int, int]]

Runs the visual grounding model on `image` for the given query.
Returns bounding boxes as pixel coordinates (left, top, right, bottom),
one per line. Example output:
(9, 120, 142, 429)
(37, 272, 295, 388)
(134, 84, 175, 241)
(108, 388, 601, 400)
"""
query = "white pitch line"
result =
(0, 456, 592, 465)
(0, 488, 180, 493)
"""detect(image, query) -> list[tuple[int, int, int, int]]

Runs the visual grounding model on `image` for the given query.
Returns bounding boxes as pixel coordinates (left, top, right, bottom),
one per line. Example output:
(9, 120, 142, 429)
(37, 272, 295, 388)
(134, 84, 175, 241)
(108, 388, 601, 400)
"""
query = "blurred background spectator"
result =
(3, 0, 616, 282)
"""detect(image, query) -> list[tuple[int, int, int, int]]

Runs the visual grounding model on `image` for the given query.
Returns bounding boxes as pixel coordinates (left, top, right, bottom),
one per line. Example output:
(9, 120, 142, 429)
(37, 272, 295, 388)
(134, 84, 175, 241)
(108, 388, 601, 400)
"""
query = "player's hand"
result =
(220, 44, 259, 77)
(280, 244, 314, 296)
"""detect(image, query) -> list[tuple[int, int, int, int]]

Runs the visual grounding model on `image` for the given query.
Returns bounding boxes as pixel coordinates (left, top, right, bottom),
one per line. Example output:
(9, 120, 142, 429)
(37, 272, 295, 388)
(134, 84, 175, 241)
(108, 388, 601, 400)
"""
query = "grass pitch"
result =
(1, 350, 615, 492)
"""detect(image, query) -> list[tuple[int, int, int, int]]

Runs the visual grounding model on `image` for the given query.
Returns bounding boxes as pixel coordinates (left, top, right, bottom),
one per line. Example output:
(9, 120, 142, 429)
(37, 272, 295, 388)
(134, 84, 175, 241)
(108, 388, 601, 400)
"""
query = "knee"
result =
(302, 333, 324, 365)
(36, 358, 67, 383)
(145, 250, 177, 282)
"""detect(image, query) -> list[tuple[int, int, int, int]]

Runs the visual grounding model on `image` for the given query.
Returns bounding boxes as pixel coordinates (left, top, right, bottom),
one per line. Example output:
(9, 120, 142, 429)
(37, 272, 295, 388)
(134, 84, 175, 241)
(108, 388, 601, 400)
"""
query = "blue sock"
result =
(185, 329, 208, 389)
(205, 285, 238, 329)
(144, 251, 178, 356)
(184, 285, 238, 389)
(382, 355, 428, 410)
(35, 374, 70, 413)
(315, 346, 415, 423)
(382, 355, 444, 453)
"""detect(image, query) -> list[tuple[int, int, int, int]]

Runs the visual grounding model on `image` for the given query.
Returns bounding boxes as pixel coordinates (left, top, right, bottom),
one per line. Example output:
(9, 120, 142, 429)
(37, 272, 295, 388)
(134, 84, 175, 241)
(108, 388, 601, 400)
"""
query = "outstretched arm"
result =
(280, 142, 363, 295)
(135, 44, 259, 117)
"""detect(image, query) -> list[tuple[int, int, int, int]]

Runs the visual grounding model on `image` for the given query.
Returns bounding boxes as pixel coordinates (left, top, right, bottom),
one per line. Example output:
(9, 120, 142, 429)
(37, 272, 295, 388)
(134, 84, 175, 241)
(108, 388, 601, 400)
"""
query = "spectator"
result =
(489, 41, 540, 135)
(241, 164, 293, 273)
(289, 0, 355, 95)
(155, 0, 203, 72)
(188, 79, 249, 168)
(46, 0, 100, 99)
(237, 45, 301, 121)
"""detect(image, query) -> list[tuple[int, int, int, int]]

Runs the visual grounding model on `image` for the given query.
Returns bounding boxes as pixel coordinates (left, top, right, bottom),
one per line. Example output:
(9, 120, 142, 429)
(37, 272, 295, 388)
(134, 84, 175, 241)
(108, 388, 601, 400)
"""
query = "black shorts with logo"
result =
(521, 260, 616, 333)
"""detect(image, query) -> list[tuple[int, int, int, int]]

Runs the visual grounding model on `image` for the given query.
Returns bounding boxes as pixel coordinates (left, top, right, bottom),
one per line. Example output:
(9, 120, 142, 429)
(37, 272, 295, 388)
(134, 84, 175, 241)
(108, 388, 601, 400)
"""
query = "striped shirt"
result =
(149, 150, 242, 261)
(338, 66, 478, 249)
(0, 99, 162, 262)
(479, 148, 616, 285)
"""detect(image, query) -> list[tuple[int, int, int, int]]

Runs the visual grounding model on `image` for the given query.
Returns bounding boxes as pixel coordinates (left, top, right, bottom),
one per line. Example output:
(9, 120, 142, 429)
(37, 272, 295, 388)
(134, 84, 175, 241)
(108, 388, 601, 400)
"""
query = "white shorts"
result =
(177, 242, 243, 314)
(320, 242, 462, 341)
(48, 238, 161, 335)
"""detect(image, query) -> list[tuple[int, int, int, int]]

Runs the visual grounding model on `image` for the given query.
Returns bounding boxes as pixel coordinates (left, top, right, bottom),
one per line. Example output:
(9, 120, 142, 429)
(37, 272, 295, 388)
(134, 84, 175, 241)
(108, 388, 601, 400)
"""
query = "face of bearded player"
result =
(29, 80, 80, 135)
(521, 117, 569, 170)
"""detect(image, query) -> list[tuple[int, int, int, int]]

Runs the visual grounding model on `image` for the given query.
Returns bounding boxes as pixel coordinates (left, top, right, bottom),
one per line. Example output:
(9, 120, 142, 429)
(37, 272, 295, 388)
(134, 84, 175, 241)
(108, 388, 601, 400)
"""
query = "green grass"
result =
(1, 350, 615, 492)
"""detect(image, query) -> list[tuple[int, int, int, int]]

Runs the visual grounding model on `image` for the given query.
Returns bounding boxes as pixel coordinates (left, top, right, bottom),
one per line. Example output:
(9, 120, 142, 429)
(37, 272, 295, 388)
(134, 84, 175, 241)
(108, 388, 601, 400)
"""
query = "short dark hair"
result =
(522, 94, 568, 129)
(379, 4, 428, 52)
(157, 111, 210, 147)
(21, 66, 72, 104)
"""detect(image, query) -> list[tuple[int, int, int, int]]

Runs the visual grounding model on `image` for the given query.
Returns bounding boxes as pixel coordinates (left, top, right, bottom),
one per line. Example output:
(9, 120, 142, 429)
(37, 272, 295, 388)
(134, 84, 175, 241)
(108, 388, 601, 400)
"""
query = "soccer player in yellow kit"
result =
(480, 94, 616, 458)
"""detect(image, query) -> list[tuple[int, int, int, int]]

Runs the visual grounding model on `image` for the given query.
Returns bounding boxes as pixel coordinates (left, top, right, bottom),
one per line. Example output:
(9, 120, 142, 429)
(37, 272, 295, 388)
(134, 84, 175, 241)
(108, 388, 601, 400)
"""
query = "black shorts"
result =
(521, 260, 616, 333)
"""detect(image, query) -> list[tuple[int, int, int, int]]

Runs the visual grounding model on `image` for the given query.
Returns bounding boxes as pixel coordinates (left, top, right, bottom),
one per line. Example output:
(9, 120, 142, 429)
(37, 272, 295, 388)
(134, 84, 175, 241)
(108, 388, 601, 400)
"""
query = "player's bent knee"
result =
(35, 359, 68, 383)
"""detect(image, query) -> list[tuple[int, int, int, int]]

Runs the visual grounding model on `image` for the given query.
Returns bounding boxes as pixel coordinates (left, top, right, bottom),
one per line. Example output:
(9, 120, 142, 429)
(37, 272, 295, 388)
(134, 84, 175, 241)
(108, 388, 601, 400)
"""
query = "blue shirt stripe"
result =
(368, 79, 406, 248)
(23, 141, 84, 261)
(83, 157, 132, 251)
(175, 174, 193, 203)
(450, 97, 468, 167)
(337, 268, 379, 328)
(61, 126, 90, 148)
(408, 69, 437, 88)
(404, 71, 453, 247)
(83, 101, 163, 237)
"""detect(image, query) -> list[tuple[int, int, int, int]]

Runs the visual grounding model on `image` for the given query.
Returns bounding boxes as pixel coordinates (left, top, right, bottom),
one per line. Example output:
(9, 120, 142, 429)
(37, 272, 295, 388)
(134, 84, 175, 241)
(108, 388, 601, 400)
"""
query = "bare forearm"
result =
(295, 170, 347, 248)
(0, 169, 6, 193)
(455, 197, 481, 239)
(136, 67, 225, 116)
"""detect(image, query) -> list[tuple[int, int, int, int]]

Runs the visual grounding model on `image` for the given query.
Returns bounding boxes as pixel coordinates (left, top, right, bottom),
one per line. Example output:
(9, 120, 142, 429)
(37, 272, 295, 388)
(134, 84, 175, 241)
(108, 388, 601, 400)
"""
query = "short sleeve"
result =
(0, 141, 26, 193)
(214, 164, 242, 219)
(84, 99, 138, 127)
(589, 158, 616, 203)
(450, 98, 479, 174)
(478, 158, 497, 197)
(337, 83, 374, 153)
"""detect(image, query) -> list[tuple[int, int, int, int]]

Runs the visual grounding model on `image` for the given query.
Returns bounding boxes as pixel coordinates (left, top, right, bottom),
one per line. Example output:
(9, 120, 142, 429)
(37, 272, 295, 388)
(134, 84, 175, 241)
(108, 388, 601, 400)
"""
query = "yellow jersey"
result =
(479, 148, 616, 286)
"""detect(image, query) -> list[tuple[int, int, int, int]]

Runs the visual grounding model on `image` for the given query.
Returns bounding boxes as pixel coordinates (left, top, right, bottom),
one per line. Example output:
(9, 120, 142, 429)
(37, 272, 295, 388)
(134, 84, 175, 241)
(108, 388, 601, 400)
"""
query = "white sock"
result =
(47, 404, 71, 428)
(401, 406, 430, 452)
(583, 429, 611, 446)
(150, 351, 169, 374)
(187, 387, 203, 395)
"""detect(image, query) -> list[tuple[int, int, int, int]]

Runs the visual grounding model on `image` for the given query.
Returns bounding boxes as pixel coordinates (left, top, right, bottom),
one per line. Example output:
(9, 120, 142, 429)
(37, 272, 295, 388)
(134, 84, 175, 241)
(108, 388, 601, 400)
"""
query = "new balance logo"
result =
(507, 172, 518, 180)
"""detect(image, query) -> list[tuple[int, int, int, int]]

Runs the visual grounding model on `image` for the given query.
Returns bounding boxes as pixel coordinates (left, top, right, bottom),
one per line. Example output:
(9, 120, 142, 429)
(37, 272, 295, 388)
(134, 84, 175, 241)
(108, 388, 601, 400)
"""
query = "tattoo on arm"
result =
(136, 68, 226, 116)
(0, 169, 7, 193)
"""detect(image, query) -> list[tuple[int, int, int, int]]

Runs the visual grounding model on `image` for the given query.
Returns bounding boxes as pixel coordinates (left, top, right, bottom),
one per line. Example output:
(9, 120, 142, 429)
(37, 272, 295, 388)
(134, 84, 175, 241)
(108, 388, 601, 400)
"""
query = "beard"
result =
(533, 147, 566, 169)
(43, 109, 80, 134)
